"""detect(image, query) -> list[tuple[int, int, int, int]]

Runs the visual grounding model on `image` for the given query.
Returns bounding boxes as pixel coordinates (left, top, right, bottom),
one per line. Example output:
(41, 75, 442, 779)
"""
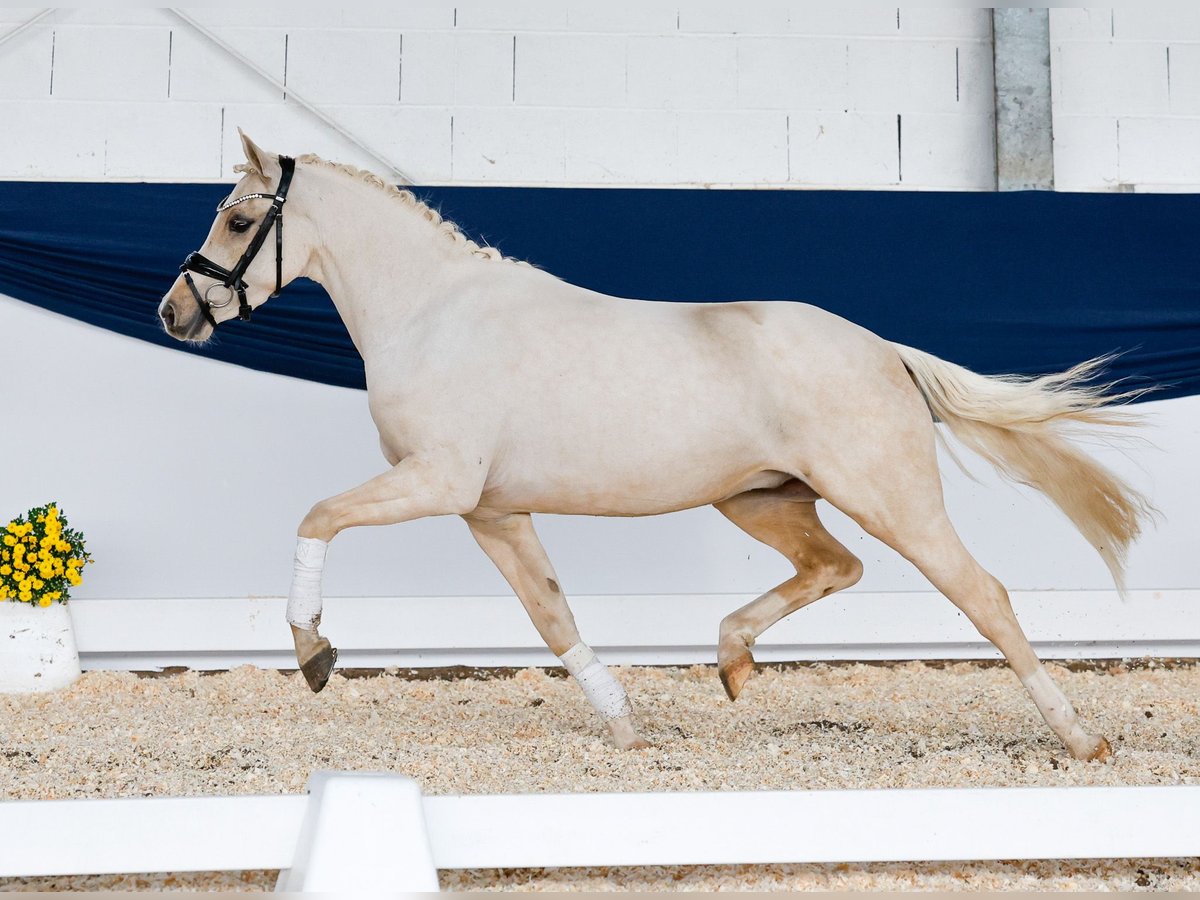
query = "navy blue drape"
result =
(1, 182, 1197, 399)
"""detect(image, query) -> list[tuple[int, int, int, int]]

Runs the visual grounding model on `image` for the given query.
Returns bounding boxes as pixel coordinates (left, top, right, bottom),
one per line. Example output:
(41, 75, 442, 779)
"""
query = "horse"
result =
(159, 132, 1151, 760)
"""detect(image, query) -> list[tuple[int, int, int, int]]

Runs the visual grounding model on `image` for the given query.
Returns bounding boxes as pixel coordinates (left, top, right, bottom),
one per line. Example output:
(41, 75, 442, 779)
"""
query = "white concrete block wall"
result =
(0, 5, 995, 188)
(1051, 8, 1200, 191)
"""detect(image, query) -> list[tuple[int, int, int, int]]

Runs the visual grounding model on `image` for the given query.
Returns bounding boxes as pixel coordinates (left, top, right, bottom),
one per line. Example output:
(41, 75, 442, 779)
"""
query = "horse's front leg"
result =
(288, 457, 482, 692)
(465, 511, 649, 750)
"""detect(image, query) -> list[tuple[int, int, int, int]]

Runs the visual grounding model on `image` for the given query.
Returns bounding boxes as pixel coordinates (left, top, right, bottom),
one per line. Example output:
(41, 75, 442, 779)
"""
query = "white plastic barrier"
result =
(69, 589, 1200, 671)
(3, 773, 1200, 891)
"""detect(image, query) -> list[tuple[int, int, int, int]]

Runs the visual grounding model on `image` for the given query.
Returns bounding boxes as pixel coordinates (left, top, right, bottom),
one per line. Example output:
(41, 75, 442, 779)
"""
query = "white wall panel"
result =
(734, 38, 850, 110)
(562, 4, 678, 35)
(786, 8, 901, 37)
(674, 110, 788, 184)
(898, 8, 992, 40)
(1112, 7, 1200, 41)
(1050, 7, 1200, 191)
(99, 103, 224, 180)
(400, 31, 514, 107)
(0, 20, 52, 100)
(1, 6, 997, 189)
(1052, 116, 1120, 191)
(168, 27, 286, 104)
(0, 101, 105, 178)
(676, 4, 790, 35)
(1167, 43, 1200, 116)
(847, 40, 963, 114)
(1116, 117, 1200, 187)
(332, 106, 454, 182)
(901, 112, 996, 189)
(1054, 42, 1169, 117)
(513, 34, 626, 108)
(451, 107, 566, 182)
(285, 30, 403, 106)
(625, 35, 739, 110)
(49, 25, 170, 102)
(562, 110, 678, 183)
(787, 111, 898, 187)
(454, 0, 569, 33)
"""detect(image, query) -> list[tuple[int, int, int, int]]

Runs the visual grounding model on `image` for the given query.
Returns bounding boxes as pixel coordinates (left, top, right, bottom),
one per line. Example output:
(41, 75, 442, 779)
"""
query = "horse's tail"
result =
(891, 342, 1154, 595)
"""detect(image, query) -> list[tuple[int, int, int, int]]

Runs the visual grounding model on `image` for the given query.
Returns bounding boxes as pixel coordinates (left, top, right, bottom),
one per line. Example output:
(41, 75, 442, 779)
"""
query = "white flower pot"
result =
(0, 601, 82, 693)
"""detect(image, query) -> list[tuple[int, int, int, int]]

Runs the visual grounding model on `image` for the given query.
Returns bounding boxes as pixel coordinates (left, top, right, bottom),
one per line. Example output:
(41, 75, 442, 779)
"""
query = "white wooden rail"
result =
(3, 773, 1199, 891)
(70, 589, 1200, 671)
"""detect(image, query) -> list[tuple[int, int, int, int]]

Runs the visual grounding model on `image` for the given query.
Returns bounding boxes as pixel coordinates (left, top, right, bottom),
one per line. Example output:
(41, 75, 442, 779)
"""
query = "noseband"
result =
(179, 155, 296, 327)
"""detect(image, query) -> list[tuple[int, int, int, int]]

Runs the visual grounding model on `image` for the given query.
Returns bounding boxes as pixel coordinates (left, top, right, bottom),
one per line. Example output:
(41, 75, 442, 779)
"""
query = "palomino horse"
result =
(160, 133, 1150, 760)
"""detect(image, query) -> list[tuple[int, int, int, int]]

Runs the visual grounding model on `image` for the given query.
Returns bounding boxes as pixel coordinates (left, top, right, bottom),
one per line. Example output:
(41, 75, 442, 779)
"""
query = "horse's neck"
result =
(298, 171, 470, 359)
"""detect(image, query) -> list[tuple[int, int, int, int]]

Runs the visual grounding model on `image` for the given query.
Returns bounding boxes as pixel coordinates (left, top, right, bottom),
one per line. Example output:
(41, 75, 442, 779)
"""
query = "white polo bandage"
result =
(287, 537, 328, 630)
(559, 642, 631, 721)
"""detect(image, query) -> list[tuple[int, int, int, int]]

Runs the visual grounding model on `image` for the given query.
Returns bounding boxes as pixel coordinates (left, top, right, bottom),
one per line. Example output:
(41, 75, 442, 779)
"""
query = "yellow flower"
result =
(18, 591, 32, 602)
(2, 535, 14, 547)
(4, 521, 17, 534)
(28, 551, 38, 563)
(66, 571, 81, 587)
(67, 558, 82, 569)
(0, 565, 9, 576)
(31, 578, 43, 589)
(38, 596, 52, 608)
(57, 541, 70, 553)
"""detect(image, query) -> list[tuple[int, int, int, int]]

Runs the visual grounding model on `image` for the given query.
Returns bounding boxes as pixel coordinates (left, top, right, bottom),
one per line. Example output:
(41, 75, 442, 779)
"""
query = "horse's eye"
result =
(229, 217, 253, 234)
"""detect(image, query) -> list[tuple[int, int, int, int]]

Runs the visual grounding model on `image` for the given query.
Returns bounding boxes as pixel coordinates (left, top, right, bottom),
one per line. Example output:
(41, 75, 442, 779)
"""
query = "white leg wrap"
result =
(287, 537, 328, 630)
(559, 642, 632, 721)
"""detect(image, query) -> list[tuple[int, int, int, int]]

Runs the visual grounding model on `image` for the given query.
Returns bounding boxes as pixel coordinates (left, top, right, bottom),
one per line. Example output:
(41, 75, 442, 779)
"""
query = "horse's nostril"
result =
(162, 302, 176, 328)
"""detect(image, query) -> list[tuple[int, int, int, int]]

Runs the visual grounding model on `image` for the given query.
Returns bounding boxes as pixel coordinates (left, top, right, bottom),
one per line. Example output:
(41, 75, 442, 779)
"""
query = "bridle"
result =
(179, 155, 296, 327)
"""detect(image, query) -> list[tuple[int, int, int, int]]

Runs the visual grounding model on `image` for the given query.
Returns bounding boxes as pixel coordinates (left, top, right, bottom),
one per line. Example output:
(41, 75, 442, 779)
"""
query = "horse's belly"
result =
(479, 438, 794, 516)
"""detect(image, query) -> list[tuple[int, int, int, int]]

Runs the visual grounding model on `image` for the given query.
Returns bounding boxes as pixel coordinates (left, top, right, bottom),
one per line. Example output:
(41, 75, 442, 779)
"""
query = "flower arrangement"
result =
(0, 503, 91, 606)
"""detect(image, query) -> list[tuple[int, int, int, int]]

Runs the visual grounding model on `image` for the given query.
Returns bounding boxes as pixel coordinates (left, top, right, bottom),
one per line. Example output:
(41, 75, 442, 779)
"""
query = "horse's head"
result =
(159, 131, 304, 342)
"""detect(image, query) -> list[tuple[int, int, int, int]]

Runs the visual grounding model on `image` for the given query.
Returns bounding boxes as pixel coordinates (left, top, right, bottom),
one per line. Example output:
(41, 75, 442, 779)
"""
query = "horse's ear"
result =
(237, 128, 281, 180)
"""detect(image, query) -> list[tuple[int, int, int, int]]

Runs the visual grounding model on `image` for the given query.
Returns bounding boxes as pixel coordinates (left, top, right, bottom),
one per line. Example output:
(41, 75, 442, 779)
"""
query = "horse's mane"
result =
(235, 154, 521, 265)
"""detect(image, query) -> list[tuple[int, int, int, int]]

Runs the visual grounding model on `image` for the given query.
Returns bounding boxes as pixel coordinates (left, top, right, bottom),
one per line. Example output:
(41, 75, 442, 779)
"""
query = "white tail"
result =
(892, 343, 1154, 595)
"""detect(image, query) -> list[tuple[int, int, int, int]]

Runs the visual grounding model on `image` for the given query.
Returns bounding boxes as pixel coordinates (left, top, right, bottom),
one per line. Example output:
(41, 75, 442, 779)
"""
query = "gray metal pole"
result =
(992, 8, 1054, 191)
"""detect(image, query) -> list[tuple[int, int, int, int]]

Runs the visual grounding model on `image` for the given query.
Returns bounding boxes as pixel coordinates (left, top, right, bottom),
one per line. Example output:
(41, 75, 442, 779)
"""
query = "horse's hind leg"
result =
(713, 485, 863, 700)
(886, 513, 1109, 760)
(809, 436, 1111, 761)
(464, 510, 649, 750)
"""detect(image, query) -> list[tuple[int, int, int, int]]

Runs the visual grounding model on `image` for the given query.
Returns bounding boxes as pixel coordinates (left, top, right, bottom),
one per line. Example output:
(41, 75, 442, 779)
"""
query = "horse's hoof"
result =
(1086, 736, 1113, 763)
(300, 640, 337, 693)
(608, 715, 650, 750)
(719, 651, 755, 701)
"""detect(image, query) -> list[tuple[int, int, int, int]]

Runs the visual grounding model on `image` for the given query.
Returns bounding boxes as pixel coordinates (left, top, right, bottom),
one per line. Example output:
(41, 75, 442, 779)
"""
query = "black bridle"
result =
(180, 155, 296, 327)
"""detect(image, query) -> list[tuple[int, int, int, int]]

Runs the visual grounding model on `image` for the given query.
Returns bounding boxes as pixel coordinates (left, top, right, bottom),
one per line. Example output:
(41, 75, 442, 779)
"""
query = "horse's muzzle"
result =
(159, 294, 209, 342)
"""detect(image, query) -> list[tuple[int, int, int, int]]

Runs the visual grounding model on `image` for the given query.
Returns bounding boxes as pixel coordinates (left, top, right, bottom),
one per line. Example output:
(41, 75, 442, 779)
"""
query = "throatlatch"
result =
(180, 155, 296, 327)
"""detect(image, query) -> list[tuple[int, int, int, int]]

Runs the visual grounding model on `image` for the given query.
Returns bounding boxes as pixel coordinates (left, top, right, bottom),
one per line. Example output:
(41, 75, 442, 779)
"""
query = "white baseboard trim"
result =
(67, 589, 1199, 670)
